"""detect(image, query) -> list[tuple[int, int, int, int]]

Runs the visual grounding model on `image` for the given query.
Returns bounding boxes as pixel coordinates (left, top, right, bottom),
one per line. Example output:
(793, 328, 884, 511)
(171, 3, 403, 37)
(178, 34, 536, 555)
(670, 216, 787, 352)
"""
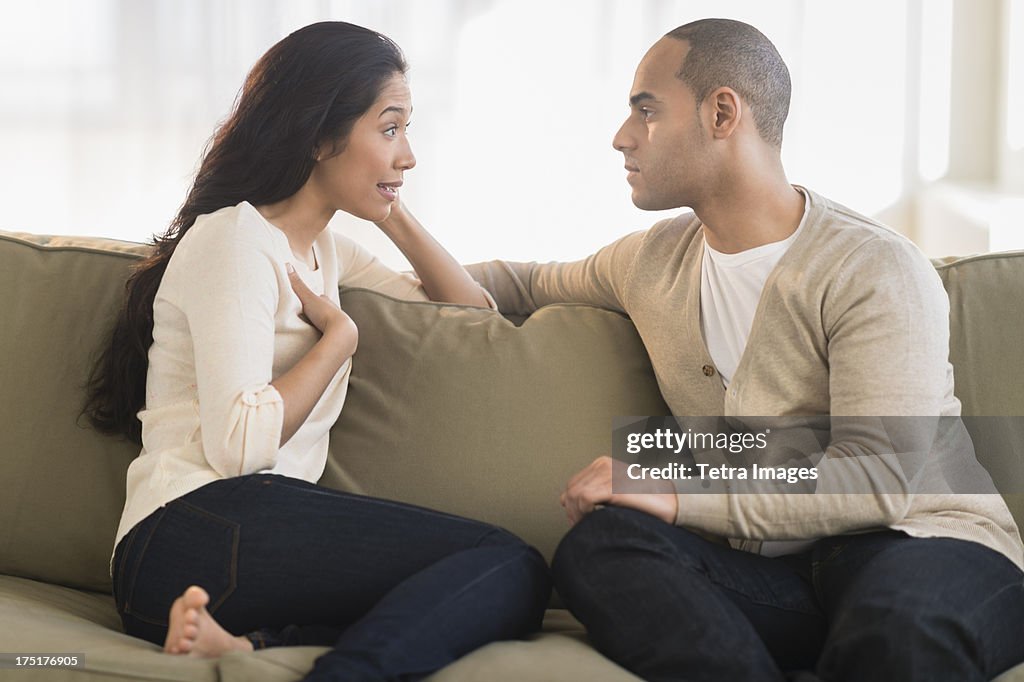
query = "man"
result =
(468, 18, 1024, 682)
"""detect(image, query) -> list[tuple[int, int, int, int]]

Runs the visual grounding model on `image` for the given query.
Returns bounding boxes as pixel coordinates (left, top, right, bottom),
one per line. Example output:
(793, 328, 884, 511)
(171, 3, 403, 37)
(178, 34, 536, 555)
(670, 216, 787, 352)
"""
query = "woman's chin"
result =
(373, 205, 394, 223)
(347, 204, 393, 223)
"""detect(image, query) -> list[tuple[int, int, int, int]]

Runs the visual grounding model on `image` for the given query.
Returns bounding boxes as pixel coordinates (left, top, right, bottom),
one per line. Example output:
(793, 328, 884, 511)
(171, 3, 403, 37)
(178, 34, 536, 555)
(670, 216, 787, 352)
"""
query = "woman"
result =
(85, 21, 549, 682)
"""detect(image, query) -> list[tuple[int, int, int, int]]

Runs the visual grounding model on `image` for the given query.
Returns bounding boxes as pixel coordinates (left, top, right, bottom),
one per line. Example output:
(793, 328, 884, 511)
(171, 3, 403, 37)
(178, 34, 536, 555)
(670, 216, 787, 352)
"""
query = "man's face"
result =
(613, 37, 709, 211)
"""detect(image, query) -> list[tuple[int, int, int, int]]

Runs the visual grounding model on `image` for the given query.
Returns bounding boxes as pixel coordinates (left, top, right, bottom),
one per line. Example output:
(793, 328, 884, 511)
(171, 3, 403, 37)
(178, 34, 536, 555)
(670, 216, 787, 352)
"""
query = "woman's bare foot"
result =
(164, 585, 253, 657)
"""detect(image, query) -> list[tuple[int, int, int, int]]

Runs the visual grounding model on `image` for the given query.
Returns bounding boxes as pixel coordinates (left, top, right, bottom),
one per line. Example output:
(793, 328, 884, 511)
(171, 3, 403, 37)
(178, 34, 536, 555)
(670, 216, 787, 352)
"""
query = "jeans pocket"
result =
(112, 522, 144, 615)
(121, 501, 240, 627)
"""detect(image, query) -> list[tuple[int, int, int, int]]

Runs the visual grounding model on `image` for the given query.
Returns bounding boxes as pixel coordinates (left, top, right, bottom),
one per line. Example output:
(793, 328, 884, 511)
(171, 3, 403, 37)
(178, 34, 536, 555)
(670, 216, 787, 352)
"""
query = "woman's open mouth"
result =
(376, 182, 402, 201)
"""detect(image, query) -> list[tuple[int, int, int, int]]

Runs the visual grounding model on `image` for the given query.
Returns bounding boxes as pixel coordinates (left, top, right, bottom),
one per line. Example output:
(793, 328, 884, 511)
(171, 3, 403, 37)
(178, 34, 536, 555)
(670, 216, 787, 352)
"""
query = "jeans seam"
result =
(474, 527, 514, 548)
(708, 574, 821, 616)
(122, 507, 168, 623)
(122, 502, 240, 626)
(174, 500, 241, 614)
(810, 542, 846, 601)
(113, 523, 141, 610)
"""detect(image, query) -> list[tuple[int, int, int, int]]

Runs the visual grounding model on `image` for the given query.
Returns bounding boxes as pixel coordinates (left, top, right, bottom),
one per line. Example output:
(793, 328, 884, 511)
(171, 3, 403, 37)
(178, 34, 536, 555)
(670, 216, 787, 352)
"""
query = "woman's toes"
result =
(183, 585, 209, 609)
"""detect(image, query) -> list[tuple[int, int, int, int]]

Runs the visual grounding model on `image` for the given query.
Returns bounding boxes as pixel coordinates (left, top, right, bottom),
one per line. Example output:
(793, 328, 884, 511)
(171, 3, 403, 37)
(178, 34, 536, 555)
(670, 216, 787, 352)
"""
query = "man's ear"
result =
(707, 86, 742, 139)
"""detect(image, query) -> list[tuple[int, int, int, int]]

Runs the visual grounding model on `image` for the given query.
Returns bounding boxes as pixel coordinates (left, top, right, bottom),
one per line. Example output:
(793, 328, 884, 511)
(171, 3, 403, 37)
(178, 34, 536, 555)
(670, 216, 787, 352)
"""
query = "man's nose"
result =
(612, 119, 635, 152)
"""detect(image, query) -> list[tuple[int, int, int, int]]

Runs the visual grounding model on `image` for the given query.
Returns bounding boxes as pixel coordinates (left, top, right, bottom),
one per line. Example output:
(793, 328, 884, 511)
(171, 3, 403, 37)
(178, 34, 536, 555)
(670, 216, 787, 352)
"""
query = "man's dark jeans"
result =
(552, 506, 1024, 682)
(112, 473, 550, 682)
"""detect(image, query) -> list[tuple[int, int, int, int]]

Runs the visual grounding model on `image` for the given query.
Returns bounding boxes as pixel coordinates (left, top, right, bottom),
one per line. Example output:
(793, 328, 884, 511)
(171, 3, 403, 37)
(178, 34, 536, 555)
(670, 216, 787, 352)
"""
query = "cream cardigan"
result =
(111, 202, 434, 575)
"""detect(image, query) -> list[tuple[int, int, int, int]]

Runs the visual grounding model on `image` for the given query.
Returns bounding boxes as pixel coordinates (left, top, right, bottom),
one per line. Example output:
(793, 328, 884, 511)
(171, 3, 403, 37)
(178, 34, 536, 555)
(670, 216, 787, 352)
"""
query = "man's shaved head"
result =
(666, 19, 791, 147)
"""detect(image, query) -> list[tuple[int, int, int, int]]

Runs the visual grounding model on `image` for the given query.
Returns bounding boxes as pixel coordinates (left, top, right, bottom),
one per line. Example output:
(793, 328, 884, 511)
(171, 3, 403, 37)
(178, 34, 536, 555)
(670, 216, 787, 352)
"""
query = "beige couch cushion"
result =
(0, 232, 147, 593)
(321, 287, 671, 563)
(934, 252, 1024, 526)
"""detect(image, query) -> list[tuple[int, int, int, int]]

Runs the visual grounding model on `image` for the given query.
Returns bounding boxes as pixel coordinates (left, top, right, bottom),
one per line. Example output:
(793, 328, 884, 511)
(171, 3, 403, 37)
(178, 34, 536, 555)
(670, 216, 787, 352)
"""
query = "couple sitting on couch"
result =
(82, 17, 1024, 682)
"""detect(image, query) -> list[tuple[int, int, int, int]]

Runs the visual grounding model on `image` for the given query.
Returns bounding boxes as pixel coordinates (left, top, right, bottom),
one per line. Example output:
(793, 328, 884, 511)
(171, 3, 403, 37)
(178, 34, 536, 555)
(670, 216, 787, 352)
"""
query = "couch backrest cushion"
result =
(0, 232, 147, 593)
(934, 252, 1024, 525)
(320, 288, 671, 563)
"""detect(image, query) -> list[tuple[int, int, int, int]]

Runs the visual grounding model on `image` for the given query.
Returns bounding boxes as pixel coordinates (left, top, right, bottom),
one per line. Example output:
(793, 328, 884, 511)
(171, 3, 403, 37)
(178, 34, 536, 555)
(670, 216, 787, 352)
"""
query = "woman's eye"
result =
(384, 126, 398, 138)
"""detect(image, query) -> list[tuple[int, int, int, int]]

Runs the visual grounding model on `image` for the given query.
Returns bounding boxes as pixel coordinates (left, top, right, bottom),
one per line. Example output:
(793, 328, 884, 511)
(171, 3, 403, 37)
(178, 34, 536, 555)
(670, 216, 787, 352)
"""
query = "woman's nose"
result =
(397, 139, 416, 171)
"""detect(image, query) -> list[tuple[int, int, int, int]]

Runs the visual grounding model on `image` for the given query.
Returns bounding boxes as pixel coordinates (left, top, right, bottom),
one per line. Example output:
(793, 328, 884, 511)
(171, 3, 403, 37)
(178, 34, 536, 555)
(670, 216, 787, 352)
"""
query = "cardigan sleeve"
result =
(464, 229, 648, 315)
(173, 226, 284, 478)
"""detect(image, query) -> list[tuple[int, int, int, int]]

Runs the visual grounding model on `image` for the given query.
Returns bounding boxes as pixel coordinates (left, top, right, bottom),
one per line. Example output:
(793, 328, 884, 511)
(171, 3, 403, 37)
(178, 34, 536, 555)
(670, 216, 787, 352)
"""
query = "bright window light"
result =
(0, 0, 1012, 259)
(1007, 0, 1024, 151)
(918, 0, 953, 181)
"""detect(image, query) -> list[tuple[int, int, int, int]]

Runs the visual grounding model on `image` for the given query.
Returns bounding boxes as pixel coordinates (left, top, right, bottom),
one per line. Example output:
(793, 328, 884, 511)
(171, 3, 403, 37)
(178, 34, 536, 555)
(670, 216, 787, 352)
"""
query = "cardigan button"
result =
(702, 364, 715, 377)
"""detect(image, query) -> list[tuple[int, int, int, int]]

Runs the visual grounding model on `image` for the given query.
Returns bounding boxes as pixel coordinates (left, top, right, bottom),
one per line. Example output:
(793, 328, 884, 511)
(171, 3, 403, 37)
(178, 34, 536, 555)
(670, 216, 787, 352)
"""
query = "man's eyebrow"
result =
(378, 105, 410, 118)
(629, 92, 658, 107)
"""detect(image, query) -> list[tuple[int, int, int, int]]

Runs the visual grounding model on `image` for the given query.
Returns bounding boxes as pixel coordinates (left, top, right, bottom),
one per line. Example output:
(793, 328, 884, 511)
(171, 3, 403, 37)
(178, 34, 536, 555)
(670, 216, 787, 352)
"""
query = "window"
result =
(1, 0, 1019, 263)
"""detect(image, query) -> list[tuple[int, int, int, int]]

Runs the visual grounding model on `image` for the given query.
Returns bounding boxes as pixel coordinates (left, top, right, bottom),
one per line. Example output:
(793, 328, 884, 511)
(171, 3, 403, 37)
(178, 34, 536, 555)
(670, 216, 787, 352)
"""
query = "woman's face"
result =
(310, 73, 415, 222)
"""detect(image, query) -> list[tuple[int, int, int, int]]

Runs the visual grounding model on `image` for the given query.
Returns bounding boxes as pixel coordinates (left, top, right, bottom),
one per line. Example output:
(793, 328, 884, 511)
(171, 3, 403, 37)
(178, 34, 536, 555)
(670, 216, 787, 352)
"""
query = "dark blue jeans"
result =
(112, 474, 550, 681)
(552, 506, 1024, 682)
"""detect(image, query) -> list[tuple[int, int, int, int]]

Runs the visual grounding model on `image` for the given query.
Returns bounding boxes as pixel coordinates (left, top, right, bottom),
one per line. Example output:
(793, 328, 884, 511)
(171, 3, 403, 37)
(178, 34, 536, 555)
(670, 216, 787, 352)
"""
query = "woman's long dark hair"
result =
(84, 22, 407, 443)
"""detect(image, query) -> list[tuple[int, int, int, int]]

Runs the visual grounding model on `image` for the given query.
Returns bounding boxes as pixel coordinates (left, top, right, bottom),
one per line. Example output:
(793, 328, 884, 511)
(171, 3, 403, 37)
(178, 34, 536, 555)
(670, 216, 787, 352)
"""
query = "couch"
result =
(1, 228, 1022, 681)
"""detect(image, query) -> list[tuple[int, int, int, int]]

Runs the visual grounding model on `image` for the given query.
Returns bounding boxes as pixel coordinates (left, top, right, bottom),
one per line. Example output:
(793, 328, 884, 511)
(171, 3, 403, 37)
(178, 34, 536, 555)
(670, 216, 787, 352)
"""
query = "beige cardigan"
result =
(468, 187, 1024, 571)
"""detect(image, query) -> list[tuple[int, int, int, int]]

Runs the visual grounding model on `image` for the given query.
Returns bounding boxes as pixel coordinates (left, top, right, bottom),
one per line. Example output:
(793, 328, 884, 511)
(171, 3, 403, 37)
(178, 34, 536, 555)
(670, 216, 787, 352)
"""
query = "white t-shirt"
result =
(700, 192, 809, 388)
(699, 191, 811, 557)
